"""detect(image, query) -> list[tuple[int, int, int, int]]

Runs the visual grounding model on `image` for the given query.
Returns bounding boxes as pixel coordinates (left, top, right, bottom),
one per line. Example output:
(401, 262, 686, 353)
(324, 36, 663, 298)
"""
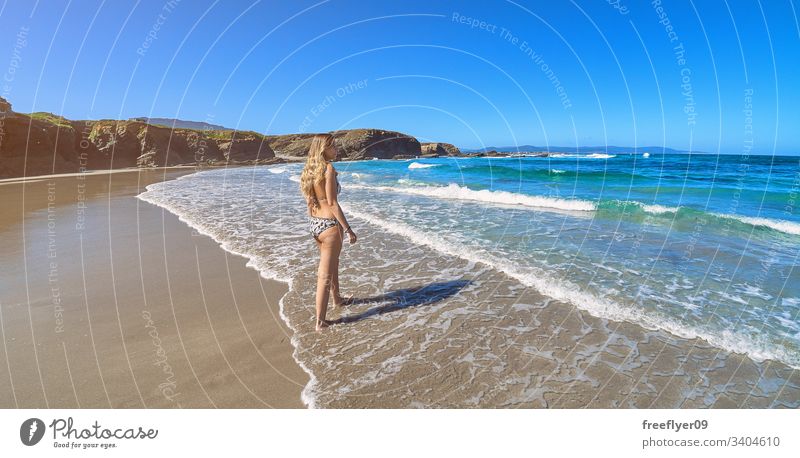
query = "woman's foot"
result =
(315, 318, 332, 332)
(331, 293, 354, 309)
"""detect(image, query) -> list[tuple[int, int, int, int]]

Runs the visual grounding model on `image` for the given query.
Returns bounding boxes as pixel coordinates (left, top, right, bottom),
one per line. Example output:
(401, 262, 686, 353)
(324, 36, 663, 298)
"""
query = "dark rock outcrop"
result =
(0, 96, 11, 114)
(0, 107, 79, 178)
(467, 149, 509, 158)
(333, 129, 421, 160)
(267, 129, 422, 161)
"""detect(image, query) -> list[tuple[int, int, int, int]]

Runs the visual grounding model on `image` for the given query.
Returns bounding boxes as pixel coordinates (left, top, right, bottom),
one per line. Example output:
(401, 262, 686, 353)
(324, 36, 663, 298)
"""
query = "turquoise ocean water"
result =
(336, 153, 800, 367)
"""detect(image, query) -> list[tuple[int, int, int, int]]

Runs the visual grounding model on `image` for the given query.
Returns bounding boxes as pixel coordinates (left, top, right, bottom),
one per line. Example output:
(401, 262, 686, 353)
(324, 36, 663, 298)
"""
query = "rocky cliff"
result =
(1, 96, 455, 178)
(0, 97, 278, 178)
(266, 128, 422, 161)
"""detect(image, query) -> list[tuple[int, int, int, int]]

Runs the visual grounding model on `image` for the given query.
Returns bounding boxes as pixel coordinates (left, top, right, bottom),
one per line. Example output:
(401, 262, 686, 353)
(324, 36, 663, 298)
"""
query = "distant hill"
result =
(129, 117, 231, 131)
(461, 145, 696, 154)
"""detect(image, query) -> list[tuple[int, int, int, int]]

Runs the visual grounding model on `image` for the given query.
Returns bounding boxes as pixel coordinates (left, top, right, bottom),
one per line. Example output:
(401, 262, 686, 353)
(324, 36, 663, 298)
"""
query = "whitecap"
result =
(397, 178, 428, 186)
(408, 162, 440, 169)
(731, 215, 800, 236)
(639, 203, 680, 215)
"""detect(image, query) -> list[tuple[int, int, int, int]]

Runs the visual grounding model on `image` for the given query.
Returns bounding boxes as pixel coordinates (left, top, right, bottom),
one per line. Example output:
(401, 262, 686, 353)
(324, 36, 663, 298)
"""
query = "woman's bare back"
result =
(309, 165, 341, 218)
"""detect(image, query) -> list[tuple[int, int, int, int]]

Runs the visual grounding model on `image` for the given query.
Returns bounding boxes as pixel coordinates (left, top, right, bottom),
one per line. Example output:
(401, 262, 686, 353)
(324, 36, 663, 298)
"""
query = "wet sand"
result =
(0, 167, 308, 408)
(286, 250, 800, 408)
(281, 218, 800, 408)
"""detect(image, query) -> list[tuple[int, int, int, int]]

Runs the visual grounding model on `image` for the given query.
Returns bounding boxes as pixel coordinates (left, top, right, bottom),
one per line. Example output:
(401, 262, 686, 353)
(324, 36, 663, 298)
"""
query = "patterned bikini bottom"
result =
(308, 215, 339, 240)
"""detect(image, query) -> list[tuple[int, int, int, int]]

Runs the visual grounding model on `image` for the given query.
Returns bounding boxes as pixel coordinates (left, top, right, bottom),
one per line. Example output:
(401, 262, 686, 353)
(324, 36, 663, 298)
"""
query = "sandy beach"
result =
(0, 167, 307, 408)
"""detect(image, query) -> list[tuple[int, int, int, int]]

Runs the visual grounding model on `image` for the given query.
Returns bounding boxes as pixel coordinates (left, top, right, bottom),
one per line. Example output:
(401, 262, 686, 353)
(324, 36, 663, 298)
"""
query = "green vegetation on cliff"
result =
(27, 112, 74, 129)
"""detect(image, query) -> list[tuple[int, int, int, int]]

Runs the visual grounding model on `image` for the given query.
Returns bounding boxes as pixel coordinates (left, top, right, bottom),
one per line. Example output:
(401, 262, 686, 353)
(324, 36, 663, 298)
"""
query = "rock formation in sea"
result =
(465, 149, 510, 158)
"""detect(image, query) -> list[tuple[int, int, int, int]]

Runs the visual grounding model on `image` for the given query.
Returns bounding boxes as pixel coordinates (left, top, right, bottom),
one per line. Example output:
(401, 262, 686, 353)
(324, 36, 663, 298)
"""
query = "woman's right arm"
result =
(324, 164, 354, 238)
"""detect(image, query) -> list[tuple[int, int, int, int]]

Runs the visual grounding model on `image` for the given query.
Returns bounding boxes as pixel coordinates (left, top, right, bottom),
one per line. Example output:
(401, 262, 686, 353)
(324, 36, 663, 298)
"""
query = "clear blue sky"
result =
(1, 0, 798, 154)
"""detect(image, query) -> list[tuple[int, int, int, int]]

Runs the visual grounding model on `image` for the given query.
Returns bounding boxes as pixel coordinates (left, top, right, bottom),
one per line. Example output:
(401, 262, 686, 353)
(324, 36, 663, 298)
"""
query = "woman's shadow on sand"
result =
(331, 279, 472, 325)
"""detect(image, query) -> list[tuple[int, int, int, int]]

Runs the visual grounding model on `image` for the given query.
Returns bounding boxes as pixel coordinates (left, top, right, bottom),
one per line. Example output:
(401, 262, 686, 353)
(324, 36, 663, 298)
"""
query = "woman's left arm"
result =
(324, 164, 352, 232)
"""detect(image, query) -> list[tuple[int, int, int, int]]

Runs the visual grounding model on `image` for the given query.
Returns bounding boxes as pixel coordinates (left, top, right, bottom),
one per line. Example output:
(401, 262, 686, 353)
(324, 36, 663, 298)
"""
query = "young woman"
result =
(299, 133, 358, 331)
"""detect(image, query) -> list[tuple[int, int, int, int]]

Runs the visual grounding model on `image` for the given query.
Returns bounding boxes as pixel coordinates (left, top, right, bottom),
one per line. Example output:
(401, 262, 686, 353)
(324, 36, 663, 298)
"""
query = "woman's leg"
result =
(315, 226, 342, 331)
(329, 225, 343, 305)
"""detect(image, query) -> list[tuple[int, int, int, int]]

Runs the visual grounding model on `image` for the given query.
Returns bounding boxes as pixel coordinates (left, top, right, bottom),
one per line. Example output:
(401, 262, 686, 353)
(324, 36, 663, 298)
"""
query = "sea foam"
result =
(348, 182, 597, 212)
(549, 153, 617, 159)
(730, 215, 800, 236)
(342, 204, 800, 369)
(408, 162, 440, 169)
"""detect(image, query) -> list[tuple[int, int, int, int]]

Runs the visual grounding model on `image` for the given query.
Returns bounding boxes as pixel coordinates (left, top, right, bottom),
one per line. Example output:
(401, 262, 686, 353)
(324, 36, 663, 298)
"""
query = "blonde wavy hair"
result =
(299, 133, 335, 215)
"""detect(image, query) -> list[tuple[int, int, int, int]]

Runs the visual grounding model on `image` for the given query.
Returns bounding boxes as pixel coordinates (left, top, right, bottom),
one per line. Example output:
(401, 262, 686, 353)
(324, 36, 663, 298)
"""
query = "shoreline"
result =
(136, 184, 319, 408)
(0, 164, 293, 185)
(0, 166, 308, 408)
